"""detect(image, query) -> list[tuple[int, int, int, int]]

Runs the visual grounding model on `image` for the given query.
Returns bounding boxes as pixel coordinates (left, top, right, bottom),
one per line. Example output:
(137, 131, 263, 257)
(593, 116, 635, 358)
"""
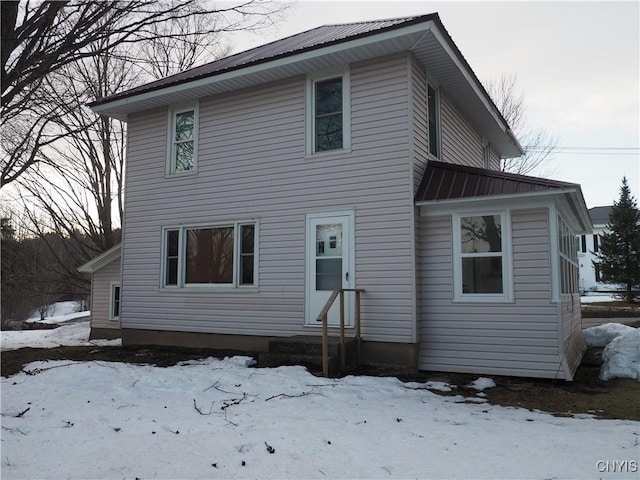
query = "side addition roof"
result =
(415, 161, 592, 232)
(77, 244, 121, 273)
(89, 13, 523, 158)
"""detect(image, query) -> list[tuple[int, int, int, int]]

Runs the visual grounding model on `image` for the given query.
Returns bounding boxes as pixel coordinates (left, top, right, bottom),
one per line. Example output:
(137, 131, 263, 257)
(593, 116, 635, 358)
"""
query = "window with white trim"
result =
(427, 83, 440, 158)
(557, 215, 578, 294)
(306, 69, 351, 154)
(162, 222, 256, 288)
(109, 282, 121, 320)
(453, 212, 511, 301)
(167, 103, 198, 174)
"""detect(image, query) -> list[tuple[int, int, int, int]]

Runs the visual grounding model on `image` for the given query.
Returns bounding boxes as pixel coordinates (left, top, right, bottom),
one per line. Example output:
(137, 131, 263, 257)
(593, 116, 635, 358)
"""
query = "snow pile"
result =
(583, 323, 636, 347)
(600, 329, 640, 381)
(1, 321, 120, 351)
(26, 301, 89, 324)
(467, 377, 496, 391)
(580, 293, 618, 303)
(2, 357, 638, 479)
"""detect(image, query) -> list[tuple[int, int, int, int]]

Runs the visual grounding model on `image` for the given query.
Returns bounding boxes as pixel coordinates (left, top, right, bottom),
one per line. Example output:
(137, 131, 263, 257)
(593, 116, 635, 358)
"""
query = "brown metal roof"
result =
(90, 15, 432, 108)
(415, 161, 579, 203)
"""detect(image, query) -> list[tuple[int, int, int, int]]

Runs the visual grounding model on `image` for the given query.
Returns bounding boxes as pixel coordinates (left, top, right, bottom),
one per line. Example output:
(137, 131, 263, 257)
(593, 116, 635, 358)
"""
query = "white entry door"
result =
(305, 211, 355, 326)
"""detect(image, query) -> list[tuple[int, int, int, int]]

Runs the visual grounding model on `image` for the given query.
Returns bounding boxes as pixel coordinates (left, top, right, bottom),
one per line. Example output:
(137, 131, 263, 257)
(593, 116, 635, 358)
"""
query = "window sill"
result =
(160, 287, 259, 294)
(305, 148, 352, 160)
(453, 296, 514, 304)
(165, 169, 198, 179)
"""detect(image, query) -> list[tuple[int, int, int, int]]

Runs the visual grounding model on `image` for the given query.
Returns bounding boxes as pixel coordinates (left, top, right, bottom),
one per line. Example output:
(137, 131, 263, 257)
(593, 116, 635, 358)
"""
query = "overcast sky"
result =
(232, 0, 639, 209)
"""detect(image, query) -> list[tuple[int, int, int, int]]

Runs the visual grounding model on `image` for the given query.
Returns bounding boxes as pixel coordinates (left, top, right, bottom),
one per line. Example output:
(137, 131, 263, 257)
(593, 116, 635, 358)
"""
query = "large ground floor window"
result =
(162, 221, 256, 288)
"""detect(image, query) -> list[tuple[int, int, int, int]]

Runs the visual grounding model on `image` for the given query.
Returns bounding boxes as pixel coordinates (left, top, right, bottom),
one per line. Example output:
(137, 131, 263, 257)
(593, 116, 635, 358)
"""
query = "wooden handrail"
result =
(316, 288, 365, 377)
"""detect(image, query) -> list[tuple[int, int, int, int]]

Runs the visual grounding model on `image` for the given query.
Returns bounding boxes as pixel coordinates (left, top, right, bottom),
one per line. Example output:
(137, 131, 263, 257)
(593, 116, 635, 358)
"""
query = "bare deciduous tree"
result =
(1, 0, 285, 186)
(487, 74, 557, 176)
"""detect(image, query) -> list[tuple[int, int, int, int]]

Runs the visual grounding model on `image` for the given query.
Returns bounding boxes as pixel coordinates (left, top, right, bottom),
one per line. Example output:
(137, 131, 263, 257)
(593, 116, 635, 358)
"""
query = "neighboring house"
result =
(578, 206, 611, 293)
(77, 244, 122, 340)
(578, 205, 634, 293)
(87, 14, 592, 380)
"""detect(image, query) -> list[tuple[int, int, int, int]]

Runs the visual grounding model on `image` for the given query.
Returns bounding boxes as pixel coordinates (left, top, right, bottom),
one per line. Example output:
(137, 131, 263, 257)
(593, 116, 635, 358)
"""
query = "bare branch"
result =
(486, 73, 558, 176)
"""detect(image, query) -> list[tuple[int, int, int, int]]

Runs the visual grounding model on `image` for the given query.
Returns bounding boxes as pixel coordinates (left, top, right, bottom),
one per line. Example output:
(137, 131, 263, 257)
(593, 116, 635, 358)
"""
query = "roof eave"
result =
(77, 244, 122, 273)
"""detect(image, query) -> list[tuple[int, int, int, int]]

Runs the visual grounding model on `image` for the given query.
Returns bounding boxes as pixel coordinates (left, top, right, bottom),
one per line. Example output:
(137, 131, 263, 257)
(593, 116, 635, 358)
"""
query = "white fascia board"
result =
(417, 188, 577, 216)
(91, 21, 432, 116)
(77, 244, 122, 273)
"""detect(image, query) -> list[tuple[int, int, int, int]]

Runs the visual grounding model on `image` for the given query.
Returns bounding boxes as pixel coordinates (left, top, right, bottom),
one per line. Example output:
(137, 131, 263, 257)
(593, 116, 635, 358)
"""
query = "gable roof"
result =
(415, 161, 592, 233)
(89, 14, 522, 158)
(77, 244, 121, 273)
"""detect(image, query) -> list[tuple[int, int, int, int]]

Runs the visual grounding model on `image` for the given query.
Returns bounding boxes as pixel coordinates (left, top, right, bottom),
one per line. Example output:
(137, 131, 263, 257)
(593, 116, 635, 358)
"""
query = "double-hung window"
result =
(453, 212, 512, 301)
(307, 69, 351, 154)
(427, 83, 440, 158)
(162, 222, 257, 288)
(167, 103, 198, 174)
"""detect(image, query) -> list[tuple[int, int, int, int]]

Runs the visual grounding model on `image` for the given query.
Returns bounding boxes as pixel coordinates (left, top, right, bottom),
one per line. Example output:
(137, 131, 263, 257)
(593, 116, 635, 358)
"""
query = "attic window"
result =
(167, 103, 198, 174)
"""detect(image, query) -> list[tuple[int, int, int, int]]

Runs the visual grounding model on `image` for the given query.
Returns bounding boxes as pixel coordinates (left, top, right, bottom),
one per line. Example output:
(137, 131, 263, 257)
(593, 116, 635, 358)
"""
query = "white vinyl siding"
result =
(439, 93, 485, 168)
(410, 55, 429, 192)
(121, 54, 414, 342)
(418, 209, 575, 379)
(90, 258, 121, 330)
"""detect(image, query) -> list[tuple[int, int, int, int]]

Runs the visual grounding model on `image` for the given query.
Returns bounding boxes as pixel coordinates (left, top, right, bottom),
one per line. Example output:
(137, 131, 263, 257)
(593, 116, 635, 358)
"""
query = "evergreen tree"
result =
(594, 177, 640, 303)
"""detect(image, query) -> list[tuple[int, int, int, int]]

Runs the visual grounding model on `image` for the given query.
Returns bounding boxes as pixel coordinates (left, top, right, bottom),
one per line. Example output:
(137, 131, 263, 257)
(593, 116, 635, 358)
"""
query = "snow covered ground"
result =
(1, 321, 120, 351)
(25, 300, 89, 324)
(580, 293, 619, 303)
(2, 321, 639, 478)
(2, 357, 639, 480)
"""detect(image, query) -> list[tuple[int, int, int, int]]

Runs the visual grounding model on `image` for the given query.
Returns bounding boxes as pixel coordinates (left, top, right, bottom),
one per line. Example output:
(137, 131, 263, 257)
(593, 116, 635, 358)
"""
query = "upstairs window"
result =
(167, 103, 198, 174)
(162, 222, 256, 288)
(307, 70, 351, 154)
(427, 83, 440, 158)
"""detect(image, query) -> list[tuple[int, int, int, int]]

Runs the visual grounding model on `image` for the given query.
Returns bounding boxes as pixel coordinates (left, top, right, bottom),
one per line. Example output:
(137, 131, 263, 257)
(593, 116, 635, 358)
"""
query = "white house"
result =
(84, 14, 593, 380)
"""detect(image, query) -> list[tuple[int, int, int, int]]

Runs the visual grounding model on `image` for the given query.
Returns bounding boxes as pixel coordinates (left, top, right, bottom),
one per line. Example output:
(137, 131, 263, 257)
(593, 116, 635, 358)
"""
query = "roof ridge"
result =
(323, 15, 424, 28)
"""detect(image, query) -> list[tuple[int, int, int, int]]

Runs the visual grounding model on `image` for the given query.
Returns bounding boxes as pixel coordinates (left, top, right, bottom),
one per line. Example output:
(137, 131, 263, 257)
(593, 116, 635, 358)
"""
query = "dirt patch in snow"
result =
(2, 344, 639, 421)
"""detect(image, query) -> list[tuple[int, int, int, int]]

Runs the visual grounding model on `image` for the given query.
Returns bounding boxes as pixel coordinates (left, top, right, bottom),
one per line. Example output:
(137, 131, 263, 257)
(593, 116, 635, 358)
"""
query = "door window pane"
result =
(316, 224, 342, 256)
(316, 258, 342, 291)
